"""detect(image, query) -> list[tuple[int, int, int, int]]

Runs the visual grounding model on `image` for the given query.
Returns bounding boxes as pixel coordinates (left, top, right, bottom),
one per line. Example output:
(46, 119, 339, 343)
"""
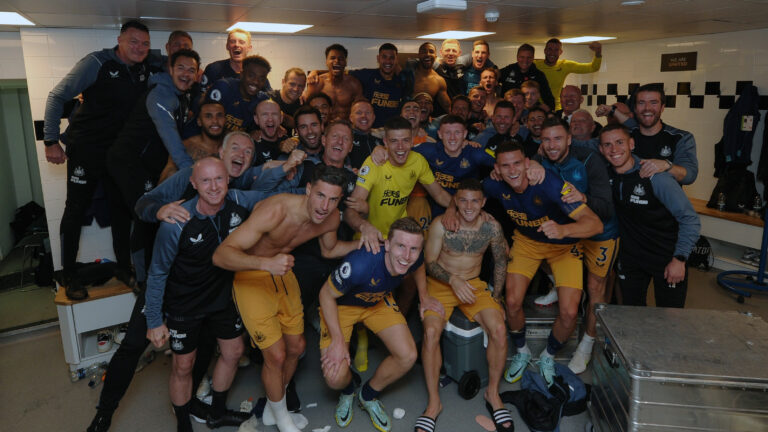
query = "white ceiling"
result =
(2, 0, 768, 44)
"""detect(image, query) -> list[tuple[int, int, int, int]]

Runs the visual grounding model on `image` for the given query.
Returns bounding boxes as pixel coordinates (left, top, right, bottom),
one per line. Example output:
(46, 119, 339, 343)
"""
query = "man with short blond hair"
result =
(201, 28, 255, 91)
(436, 39, 468, 99)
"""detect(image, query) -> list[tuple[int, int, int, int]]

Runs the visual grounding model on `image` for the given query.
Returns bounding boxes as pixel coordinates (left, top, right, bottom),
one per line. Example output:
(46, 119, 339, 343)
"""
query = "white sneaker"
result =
(568, 349, 592, 374)
(113, 325, 128, 345)
(96, 330, 112, 353)
(534, 288, 558, 307)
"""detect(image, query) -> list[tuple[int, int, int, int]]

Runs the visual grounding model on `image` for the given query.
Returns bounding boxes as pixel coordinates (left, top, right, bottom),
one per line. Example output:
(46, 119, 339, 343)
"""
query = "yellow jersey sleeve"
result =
(413, 152, 436, 186)
(356, 156, 378, 192)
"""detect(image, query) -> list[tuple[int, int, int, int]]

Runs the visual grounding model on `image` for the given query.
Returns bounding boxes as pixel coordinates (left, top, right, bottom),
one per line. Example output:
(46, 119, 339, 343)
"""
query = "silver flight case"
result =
(589, 305, 768, 431)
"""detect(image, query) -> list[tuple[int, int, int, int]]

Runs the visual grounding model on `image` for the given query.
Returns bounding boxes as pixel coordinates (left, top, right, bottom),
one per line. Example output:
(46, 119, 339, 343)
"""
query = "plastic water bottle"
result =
(88, 364, 107, 388)
(70, 362, 106, 382)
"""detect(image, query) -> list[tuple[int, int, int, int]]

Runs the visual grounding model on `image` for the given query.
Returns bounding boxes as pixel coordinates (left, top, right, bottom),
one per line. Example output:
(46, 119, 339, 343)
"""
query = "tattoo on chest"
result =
(443, 223, 493, 254)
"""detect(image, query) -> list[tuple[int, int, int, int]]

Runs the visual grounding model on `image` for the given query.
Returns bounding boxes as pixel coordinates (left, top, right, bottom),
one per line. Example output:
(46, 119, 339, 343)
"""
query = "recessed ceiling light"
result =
(227, 22, 312, 34)
(621, 0, 646, 5)
(417, 0, 468, 14)
(560, 36, 616, 43)
(0, 12, 34, 26)
(417, 31, 495, 40)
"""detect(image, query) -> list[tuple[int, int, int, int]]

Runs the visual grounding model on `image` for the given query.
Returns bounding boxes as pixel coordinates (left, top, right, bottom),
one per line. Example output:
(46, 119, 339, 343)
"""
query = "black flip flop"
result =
(485, 401, 514, 432)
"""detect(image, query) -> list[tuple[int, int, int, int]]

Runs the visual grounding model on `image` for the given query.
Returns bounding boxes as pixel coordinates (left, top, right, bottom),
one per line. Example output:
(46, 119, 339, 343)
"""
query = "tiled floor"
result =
(2, 266, 768, 431)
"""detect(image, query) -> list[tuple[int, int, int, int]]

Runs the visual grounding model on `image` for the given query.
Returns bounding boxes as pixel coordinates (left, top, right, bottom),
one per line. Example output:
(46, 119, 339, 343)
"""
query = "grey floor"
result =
(2, 266, 768, 432)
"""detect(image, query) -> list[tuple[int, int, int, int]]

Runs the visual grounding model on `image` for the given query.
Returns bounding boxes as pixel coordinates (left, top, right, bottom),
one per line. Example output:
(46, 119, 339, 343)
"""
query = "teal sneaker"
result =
(537, 355, 556, 386)
(504, 351, 532, 383)
(358, 392, 391, 432)
(335, 392, 355, 428)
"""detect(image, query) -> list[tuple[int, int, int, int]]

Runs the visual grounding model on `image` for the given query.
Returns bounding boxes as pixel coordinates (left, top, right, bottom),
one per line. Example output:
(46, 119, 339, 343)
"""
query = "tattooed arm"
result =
(486, 220, 509, 300)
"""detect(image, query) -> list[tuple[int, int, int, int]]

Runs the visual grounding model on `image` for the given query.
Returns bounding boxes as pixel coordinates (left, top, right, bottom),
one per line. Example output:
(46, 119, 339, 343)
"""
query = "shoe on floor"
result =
(504, 351, 532, 383)
(537, 355, 556, 386)
(206, 409, 250, 428)
(534, 288, 558, 306)
(335, 392, 355, 428)
(113, 324, 128, 345)
(190, 397, 210, 424)
(358, 392, 391, 432)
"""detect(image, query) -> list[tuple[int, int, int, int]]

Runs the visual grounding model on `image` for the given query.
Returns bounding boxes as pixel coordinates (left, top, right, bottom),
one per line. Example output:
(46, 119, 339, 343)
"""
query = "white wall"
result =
(19, 27, 526, 270)
(0, 32, 26, 79)
(565, 29, 768, 201)
(21, 26, 766, 269)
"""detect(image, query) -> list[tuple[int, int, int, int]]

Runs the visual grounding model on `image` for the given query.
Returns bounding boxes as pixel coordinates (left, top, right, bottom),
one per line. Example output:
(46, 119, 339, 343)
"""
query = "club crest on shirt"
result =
(633, 184, 645, 196)
(340, 262, 352, 279)
(230, 212, 242, 227)
(660, 146, 672, 157)
(359, 165, 370, 176)
(533, 196, 543, 206)
(144, 180, 154, 192)
(172, 339, 183, 351)
(460, 158, 470, 169)
(209, 89, 222, 101)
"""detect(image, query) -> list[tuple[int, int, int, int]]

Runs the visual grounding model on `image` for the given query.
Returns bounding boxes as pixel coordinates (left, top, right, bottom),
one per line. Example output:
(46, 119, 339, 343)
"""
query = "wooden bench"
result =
(688, 197, 764, 251)
(55, 278, 136, 371)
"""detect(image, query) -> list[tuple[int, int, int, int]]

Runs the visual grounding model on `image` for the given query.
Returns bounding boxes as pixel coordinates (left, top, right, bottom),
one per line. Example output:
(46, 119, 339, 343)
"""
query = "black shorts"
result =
(166, 302, 244, 354)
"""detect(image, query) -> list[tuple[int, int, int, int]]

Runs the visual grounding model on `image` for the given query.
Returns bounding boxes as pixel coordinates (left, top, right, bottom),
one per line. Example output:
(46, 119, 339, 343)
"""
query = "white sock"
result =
(540, 348, 555, 360)
(266, 396, 301, 432)
(517, 343, 531, 355)
(578, 334, 595, 353)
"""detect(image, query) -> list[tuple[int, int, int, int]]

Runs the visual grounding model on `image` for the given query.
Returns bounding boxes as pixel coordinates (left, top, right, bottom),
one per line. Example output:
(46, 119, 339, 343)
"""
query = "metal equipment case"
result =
(589, 305, 768, 431)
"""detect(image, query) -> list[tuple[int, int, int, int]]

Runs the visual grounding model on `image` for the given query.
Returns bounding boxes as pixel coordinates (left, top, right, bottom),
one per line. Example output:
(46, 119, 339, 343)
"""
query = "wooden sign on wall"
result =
(661, 52, 697, 72)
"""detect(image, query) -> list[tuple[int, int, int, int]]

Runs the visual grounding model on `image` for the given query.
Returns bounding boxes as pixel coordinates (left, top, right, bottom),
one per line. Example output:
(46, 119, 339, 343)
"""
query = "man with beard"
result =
(595, 84, 697, 185)
(159, 100, 226, 182)
(273, 106, 326, 166)
(350, 43, 412, 128)
(499, 44, 555, 110)
(349, 99, 382, 170)
(106, 49, 200, 287)
(251, 99, 285, 166)
(307, 93, 333, 126)
(269, 68, 306, 132)
(475, 101, 519, 154)
(484, 141, 602, 386)
(522, 107, 547, 158)
(213, 166, 360, 432)
(43, 20, 164, 299)
(417, 180, 510, 432)
(535, 39, 602, 111)
(412, 42, 451, 115)
(536, 118, 618, 374)
(207, 55, 270, 132)
(598, 124, 700, 307)
(304, 44, 363, 121)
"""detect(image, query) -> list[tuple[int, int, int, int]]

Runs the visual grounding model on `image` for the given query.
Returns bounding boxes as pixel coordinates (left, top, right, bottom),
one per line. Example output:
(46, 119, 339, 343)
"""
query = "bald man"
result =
(146, 157, 270, 431)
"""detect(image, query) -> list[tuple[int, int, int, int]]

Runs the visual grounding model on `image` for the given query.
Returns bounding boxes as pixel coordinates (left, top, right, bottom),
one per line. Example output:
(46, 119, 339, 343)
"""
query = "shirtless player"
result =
(212, 165, 360, 432)
(413, 42, 451, 115)
(417, 179, 512, 432)
(304, 44, 363, 122)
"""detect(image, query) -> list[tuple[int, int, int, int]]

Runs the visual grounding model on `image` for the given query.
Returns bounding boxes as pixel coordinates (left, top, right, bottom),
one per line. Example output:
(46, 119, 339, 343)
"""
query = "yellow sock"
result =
(353, 326, 368, 372)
